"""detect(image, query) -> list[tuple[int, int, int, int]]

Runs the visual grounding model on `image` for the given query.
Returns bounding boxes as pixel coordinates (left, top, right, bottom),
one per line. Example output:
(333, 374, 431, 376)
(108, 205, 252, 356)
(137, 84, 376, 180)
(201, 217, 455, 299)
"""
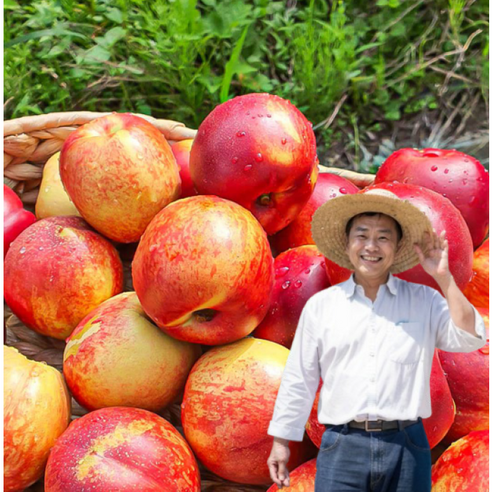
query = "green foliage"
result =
(4, 0, 489, 160)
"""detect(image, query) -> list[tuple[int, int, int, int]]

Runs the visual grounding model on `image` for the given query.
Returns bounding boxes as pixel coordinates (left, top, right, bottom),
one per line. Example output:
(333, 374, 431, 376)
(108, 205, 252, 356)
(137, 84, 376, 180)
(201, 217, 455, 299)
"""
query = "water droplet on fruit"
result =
(464, 159, 470, 163)
(149, 244, 158, 252)
(255, 153, 263, 162)
(243, 164, 253, 173)
(469, 195, 477, 204)
(19, 247, 26, 254)
(282, 281, 291, 290)
(431, 166, 438, 172)
(444, 169, 449, 174)
(236, 131, 246, 138)
(340, 187, 347, 194)
(305, 268, 311, 274)
(281, 138, 287, 145)
(39, 246, 44, 251)
(137, 154, 143, 160)
(258, 114, 263, 117)
(462, 179, 468, 185)
(231, 157, 239, 164)
(443, 193, 447, 197)
(448, 179, 453, 183)
(276, 266, 290, 278)
(267, 114, 272, 118)
(294, 280, 303, 288)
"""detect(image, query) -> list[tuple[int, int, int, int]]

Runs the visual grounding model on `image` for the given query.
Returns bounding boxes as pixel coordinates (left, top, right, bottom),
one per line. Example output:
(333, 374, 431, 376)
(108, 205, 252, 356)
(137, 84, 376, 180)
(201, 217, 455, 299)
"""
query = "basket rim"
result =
(4, 111, 198, 139)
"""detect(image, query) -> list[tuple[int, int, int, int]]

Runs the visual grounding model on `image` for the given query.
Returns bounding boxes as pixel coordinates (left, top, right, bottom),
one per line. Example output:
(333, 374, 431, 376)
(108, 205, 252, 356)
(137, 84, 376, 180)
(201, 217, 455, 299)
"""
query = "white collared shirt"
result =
(267, 274, 487, 442)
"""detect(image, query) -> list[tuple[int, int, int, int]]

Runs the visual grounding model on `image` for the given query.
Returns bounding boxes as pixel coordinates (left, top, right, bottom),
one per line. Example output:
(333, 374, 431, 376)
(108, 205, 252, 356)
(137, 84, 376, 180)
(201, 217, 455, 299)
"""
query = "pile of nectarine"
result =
(4, 93, 488, 491)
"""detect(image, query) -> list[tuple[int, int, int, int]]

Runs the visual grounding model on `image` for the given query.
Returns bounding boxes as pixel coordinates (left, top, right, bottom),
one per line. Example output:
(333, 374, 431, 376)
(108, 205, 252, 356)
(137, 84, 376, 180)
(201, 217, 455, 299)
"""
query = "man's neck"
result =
(353, 273, 390, 302)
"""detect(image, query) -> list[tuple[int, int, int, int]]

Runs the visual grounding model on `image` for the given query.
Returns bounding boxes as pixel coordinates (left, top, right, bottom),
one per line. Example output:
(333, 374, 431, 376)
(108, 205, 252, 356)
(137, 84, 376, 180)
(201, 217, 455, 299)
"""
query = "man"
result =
(266, 189, 486, 491)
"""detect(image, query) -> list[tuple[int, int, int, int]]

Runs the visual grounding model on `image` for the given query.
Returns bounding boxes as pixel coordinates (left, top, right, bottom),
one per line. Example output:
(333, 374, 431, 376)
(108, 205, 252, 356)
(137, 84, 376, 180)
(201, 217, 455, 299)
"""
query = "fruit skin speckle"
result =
(44, 407, 201, 492)
(431, 430, 489, 491)
(4, 216, 123, 340)
(181, 338, 316, 485)
(270, 173, 358, 254)
(189, 93, 318, 235)
(375, 148, 489, 249)
(253, 245, 330, 349)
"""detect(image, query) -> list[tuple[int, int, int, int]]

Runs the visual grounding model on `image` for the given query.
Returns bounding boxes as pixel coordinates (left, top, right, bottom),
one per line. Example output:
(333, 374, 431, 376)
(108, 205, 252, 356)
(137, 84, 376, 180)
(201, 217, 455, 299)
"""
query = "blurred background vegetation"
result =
(4, 0, 489, 171)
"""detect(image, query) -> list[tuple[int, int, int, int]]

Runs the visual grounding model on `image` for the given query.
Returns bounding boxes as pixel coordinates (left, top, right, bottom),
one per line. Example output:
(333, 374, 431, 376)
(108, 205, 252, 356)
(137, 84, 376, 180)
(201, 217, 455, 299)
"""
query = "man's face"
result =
(345, 214, 401, 282)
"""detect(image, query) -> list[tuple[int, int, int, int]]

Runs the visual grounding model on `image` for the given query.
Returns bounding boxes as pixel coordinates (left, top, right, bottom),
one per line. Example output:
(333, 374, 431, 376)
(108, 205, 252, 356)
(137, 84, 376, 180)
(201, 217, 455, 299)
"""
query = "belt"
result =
(325, 419, 418, 432)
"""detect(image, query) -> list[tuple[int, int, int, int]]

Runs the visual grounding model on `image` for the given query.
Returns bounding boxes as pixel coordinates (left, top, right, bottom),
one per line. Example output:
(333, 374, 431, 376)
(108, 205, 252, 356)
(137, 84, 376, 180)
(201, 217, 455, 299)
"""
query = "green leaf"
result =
(197, 75, 222, 94)
(69, 68, 88, 78)
(243, 72, 274, 92)
(136, 101, 152, 115)
(390, 23, 406, 38)
(234, 60, 257, 75)
(355, 42, 382, 54)
(105, 8, 123, 24)
(5, 26, 87, 48)
(104, 27, 127, 47)
(79, 45, 111, 63)
(4, 0, 20, 10)
(220, 24, 249, 102)
(385, 108, 401, 120)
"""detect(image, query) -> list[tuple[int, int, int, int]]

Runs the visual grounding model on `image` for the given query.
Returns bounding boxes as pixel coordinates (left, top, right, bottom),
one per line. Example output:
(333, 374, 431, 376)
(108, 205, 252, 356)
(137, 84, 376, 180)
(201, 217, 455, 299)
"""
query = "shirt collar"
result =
(386, 273, 398, 296)
(342, 273, 398, 298)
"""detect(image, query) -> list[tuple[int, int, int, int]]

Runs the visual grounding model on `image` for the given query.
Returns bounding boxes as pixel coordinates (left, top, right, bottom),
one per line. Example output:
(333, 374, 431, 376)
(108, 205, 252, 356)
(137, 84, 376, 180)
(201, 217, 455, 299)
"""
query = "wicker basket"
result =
(4, 111, 375, 492)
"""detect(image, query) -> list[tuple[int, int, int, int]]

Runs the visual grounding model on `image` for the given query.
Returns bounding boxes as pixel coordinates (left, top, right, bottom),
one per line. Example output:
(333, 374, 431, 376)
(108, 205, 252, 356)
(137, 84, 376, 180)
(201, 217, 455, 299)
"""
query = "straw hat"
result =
(311, 188, 434, 274)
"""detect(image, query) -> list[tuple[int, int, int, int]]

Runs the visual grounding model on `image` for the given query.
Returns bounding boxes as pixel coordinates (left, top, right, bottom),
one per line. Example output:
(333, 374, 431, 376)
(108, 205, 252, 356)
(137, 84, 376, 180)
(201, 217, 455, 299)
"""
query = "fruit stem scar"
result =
(193, 309, 216, 323)
(257, 194, 272, 207)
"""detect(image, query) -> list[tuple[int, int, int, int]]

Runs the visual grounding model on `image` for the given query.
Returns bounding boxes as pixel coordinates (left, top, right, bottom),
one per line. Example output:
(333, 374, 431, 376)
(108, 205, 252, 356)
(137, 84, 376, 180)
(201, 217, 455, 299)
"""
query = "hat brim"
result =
(311, 191, 434, 274)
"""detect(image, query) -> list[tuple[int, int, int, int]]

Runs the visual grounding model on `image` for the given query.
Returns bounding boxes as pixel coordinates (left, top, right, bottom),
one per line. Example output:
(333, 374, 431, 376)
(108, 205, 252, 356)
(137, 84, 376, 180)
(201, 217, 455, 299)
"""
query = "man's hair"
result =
(345, 212, 403, 242)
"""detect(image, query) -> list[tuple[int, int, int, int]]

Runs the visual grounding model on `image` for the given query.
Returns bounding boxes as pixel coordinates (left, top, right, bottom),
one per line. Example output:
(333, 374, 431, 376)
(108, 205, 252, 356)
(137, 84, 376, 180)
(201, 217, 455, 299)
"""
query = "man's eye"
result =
(379, 237, 388, 241)
(358, 235, 366, 239)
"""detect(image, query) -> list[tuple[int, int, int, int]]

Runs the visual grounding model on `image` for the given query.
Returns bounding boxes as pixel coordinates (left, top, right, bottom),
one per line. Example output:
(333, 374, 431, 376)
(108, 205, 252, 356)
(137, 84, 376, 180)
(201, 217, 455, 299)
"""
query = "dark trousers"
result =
(314, 419, 431, 492)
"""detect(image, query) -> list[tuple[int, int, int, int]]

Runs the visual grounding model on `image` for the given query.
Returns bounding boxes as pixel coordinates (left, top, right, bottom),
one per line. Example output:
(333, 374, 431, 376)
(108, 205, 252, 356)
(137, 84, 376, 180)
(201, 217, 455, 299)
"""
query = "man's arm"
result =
(415, 230, 485, 340)
(266, 297, 321, 488)
(435, 275, 476, 336)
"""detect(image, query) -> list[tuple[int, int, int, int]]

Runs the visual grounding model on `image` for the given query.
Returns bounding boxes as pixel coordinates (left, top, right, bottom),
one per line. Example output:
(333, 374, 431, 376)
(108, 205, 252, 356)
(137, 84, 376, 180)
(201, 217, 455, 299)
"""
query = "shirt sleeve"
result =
(267, 297, 320, 442)
(431, 290, 487, 353)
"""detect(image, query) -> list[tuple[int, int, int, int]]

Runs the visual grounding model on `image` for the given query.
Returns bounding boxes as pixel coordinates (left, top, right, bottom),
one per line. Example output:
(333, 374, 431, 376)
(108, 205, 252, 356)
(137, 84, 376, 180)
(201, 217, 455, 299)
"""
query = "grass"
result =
(4, 0, 489, 171)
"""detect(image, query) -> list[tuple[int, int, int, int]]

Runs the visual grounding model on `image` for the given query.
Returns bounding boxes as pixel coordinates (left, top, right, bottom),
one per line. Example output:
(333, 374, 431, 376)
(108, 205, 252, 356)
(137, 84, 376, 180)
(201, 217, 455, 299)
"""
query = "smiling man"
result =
(266, 189, 486, 492)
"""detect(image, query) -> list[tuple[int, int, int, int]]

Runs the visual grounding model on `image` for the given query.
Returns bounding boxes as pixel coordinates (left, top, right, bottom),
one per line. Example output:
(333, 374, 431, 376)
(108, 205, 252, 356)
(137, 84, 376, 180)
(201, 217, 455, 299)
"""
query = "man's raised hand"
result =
(414, 229, 451, 283)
